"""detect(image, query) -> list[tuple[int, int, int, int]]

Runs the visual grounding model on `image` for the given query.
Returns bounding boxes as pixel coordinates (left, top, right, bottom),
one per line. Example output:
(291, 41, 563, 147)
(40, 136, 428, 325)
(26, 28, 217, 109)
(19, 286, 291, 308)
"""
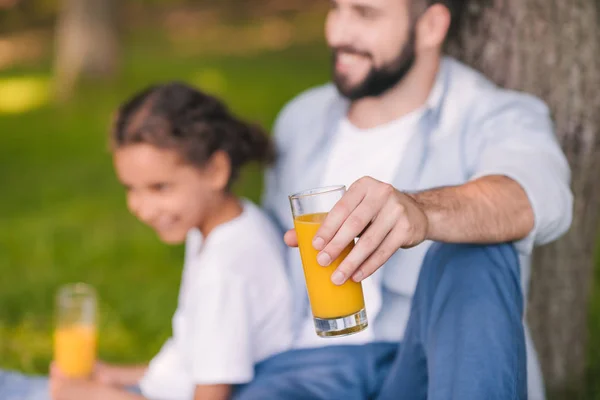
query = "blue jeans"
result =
(234, 243, 527, 400)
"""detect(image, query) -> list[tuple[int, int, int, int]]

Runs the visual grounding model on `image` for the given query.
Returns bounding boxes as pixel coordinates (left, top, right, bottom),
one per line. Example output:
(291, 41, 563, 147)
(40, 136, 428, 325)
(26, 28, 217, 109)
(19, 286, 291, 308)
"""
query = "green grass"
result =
(1, 23, 599, 400)
(0, 32, 330, 373)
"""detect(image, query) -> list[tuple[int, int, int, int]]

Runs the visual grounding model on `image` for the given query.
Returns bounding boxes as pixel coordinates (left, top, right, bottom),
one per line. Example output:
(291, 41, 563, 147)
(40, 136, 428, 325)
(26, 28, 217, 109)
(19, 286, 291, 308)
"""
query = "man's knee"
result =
(233, 347, 369, 400)
(415, 242, 524, 321)
(423, 242, 520, 288)
(414, 243, 527, 399)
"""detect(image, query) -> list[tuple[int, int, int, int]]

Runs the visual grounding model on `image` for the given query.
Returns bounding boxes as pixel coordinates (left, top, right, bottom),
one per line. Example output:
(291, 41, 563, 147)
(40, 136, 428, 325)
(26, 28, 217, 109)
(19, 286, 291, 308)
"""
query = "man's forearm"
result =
(303, 175, 536, 284)
(411, 175, 534, 244)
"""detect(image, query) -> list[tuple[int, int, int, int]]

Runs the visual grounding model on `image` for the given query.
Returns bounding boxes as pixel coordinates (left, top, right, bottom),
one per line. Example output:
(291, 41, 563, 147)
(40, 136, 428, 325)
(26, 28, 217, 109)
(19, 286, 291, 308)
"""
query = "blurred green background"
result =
(0, 0, 328, 369)
(0, 0, 599, 398)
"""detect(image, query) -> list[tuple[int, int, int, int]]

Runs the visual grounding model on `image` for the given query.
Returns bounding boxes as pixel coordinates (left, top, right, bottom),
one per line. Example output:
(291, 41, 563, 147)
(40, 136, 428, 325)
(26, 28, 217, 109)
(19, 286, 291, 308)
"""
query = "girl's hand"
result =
(93, 362, 148, 387)
(94, 361, 123, 386)
(49, 363, 100, 400)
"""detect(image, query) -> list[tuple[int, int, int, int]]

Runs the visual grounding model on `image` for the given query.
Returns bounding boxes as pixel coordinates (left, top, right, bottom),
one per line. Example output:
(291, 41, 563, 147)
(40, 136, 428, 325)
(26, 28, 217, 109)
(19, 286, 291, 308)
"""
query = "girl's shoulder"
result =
(194, 200, 286, 275)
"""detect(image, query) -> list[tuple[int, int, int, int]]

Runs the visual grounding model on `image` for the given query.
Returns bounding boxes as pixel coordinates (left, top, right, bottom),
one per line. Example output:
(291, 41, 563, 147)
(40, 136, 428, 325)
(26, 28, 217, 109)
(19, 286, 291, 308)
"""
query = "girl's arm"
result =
(92, 385, 147, 400)
(50, 365, 147, 400)
(94, 362, 148, 387)
(193, 384, 231, 400)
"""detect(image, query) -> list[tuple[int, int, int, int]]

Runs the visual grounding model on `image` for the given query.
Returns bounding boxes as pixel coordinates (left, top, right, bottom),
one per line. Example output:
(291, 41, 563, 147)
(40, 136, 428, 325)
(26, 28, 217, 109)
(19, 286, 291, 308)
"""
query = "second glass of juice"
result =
(54, 283, 97, 378)
(289, 185, 368, 337)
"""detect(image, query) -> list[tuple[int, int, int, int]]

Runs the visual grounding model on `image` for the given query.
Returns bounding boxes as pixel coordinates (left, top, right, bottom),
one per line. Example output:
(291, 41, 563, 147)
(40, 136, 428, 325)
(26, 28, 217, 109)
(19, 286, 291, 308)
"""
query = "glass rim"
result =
(57, 282, 96, 300)
(289, 185, 346, 200)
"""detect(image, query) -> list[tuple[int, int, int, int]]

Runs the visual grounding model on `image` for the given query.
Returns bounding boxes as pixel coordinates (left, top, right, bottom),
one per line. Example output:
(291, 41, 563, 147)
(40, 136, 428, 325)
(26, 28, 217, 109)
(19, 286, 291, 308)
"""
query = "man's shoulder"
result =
(276, 83, 340, 127)
(443, 57, 496, 107)
(442, 57, 550, 125)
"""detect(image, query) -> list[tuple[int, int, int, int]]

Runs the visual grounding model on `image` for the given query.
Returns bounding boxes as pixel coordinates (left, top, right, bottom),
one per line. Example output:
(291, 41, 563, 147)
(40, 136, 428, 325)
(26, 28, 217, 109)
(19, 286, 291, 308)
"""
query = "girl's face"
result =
(113, 144, 219, 244)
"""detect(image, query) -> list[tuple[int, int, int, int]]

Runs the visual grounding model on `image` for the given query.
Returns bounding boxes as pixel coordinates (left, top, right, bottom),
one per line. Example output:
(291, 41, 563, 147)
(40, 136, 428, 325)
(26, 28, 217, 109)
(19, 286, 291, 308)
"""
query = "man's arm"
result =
(285, 91, 573, 286)
(412, 175, 534, 243)
(297, 175, 533, 285)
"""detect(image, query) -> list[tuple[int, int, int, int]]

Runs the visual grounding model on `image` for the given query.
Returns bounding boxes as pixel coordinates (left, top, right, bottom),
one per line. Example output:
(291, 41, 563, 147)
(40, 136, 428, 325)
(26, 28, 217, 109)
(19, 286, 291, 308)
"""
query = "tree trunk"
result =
(447, 0, 600, 397)
(53, 0, 119, 102)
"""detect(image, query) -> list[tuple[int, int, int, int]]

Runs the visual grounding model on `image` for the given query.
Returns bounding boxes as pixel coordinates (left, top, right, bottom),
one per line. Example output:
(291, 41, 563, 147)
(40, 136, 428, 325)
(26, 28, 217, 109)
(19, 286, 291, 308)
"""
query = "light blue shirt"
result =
(262, 57, 572, 399)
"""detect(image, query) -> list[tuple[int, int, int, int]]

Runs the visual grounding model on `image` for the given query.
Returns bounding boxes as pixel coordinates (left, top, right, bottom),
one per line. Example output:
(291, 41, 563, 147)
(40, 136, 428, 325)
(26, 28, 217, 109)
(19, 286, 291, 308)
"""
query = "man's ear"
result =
(415, 4, 451, 51)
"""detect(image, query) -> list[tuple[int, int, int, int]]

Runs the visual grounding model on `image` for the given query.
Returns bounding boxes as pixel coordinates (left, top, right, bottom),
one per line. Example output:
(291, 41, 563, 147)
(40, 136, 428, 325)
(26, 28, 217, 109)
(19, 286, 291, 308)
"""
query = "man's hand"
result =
(287, 177, 428, 285)
(285, 175, 536, 286)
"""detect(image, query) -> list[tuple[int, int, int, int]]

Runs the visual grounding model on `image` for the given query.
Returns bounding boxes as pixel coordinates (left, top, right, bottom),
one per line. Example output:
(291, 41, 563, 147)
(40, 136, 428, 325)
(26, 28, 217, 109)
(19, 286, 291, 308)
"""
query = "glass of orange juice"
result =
(54, 283, 97, 378)
(289, 185, 368, 338)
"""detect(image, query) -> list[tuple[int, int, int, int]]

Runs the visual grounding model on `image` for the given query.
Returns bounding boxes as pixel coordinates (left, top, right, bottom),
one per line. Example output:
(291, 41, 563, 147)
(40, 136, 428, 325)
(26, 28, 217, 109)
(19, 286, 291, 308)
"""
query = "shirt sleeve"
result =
(139, 339, 188, 399)
(188, 273, 254, 385)
(467, 91, 573, 255)
(261, 98, 295, 231)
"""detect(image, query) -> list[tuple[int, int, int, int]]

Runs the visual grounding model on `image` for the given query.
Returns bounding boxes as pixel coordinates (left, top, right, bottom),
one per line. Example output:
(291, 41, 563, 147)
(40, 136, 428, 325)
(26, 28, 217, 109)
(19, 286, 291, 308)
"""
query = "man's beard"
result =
(332, 32, 417, 101)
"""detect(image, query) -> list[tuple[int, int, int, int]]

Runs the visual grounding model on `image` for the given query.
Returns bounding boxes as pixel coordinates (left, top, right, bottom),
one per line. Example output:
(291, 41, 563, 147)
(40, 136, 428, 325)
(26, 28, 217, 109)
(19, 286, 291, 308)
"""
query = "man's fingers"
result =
(317, 194, 383, 268)
(284, 229, 298, 248)
(351, 228, 407, 283)
(330, 204, 398, 284)
(317, 181, 393, 265)
(313, 182, 366, 251)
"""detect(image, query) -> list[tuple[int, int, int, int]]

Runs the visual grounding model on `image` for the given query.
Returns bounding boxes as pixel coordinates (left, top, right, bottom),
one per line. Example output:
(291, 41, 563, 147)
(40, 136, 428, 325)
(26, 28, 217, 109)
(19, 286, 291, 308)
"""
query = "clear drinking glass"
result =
(54, 283, 97, 378)
(289, 185, 368, 337)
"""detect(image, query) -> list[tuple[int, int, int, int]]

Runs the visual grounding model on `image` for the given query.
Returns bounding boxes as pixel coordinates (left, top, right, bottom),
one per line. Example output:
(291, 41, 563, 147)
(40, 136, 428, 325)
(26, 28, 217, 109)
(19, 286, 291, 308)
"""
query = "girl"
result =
(50, 82, 293, 400)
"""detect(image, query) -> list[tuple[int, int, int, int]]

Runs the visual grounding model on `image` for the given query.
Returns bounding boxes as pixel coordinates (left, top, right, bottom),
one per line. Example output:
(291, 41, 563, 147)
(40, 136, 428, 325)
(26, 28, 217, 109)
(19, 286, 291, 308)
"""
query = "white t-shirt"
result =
(295, 111, 423, 348)
(139, 200, 293, 400)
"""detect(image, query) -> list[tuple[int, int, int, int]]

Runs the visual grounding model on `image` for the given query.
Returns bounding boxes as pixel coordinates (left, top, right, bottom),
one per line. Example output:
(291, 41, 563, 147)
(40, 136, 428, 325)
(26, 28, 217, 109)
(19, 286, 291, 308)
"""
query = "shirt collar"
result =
(423, 56, 450, 118)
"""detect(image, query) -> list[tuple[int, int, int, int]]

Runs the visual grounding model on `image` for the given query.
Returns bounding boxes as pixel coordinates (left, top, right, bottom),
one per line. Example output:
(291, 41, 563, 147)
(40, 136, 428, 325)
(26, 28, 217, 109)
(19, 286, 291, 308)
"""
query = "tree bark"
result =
(53, 0, 119, 102)
(447, 0, 600, 397)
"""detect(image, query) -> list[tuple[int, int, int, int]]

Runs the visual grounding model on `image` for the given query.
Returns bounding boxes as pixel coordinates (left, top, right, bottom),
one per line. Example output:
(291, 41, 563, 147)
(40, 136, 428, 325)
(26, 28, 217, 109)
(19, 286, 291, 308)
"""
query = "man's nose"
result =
(327, 10, 356, 49)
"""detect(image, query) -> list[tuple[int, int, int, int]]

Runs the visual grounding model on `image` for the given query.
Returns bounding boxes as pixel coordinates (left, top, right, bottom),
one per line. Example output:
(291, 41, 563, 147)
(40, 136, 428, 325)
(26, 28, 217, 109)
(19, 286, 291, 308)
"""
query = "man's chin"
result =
(336, 84, 369, 101)
(335, 73, 363, 89)
(335, 81, 360, 98)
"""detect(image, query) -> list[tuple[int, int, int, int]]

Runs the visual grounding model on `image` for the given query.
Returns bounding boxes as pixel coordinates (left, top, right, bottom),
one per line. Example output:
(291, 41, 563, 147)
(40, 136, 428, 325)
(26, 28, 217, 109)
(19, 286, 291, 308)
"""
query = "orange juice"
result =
(294, 212, 365, 319)
(54, 324, 97, 378)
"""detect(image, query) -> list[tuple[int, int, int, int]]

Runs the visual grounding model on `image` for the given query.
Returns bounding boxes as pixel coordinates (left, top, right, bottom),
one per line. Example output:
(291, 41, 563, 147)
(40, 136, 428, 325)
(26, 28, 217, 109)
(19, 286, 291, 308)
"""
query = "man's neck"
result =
(347, 54, 441, 130)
